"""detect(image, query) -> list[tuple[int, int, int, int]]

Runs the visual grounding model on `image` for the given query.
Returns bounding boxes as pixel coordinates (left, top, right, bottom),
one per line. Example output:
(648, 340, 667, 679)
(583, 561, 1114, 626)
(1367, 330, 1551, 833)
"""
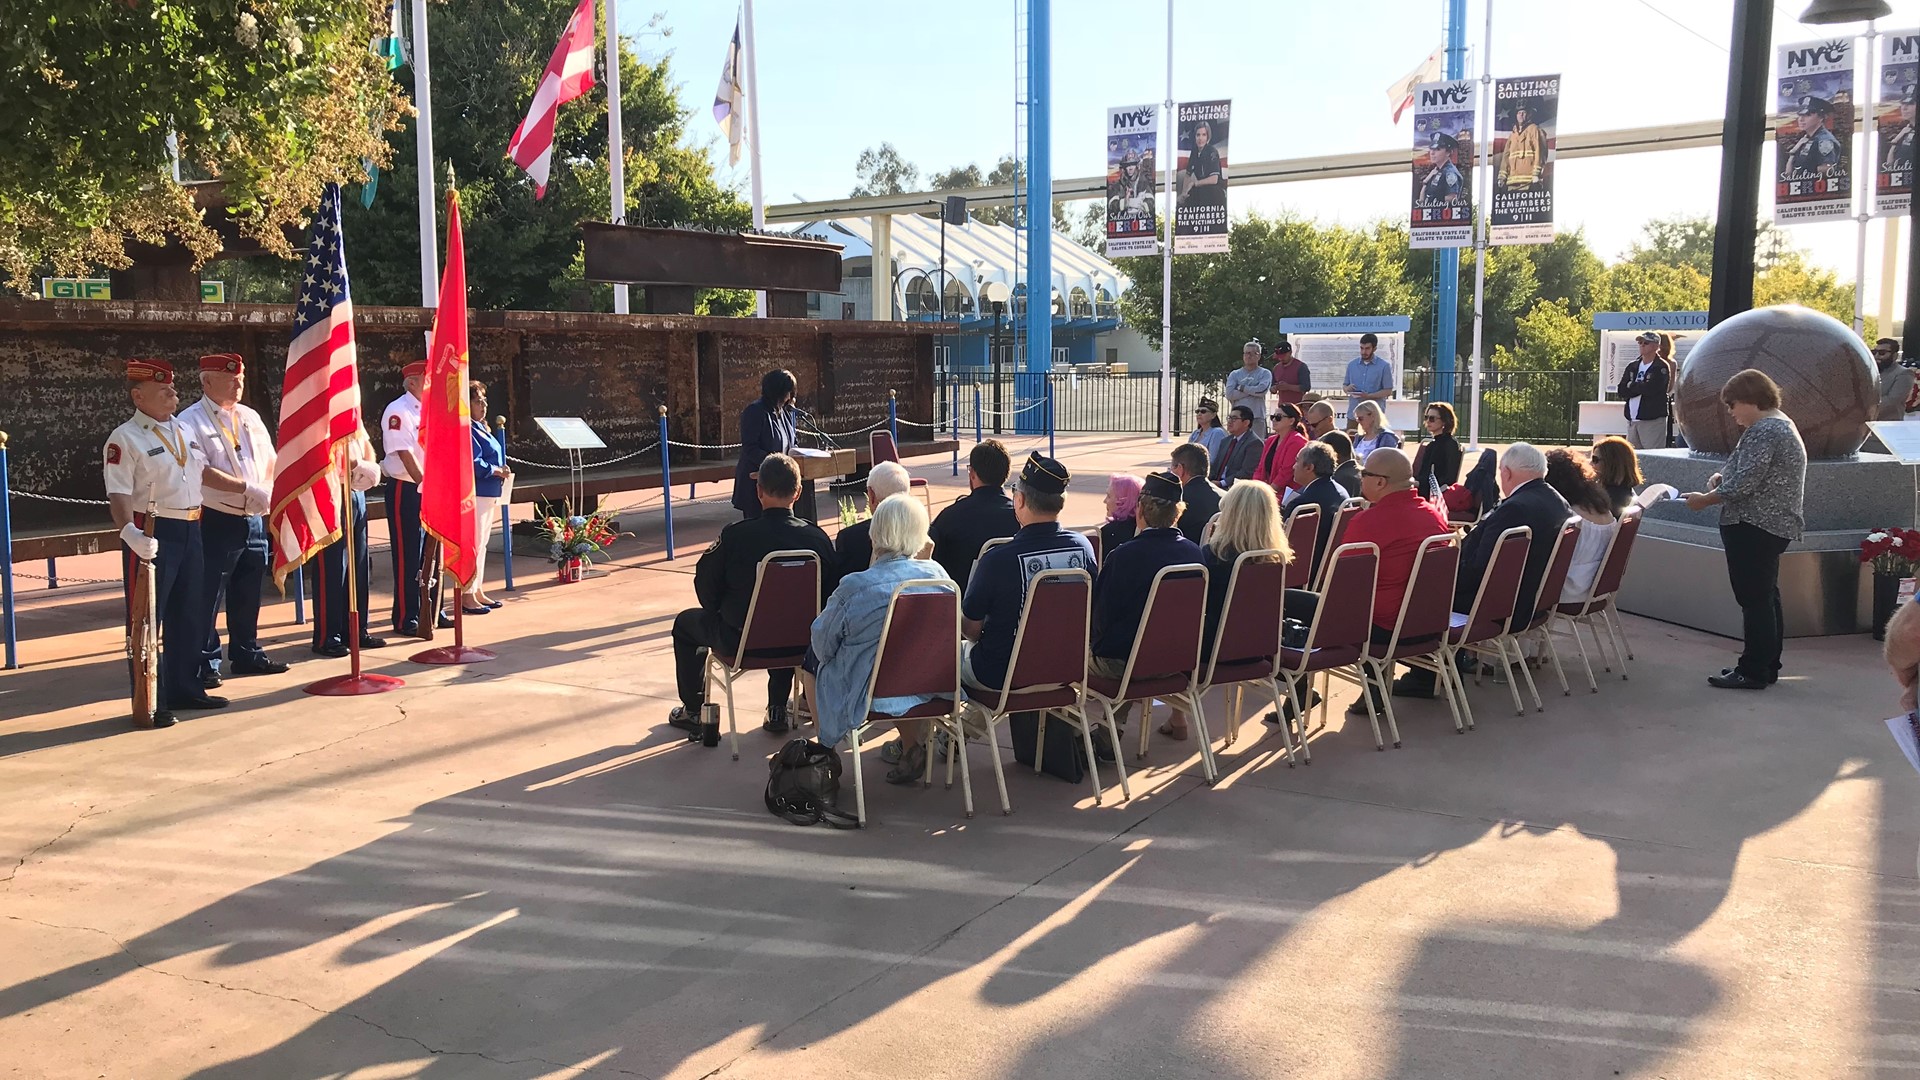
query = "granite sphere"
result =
(1673, 305, 1876, 459)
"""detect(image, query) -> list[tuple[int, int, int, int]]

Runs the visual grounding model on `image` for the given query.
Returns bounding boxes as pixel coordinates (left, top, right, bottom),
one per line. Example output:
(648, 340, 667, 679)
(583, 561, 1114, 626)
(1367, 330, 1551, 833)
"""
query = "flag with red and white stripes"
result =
(507, 0, 597, 199)
(268, 183, 363, 589)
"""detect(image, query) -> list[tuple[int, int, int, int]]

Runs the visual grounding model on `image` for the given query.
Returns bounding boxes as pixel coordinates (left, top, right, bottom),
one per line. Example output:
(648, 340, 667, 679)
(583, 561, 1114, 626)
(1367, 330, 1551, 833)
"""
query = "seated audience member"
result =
(961, 453, 1098, 694)
(1210, 405, 1263, 487)
(802, 494, 952, 784)
(1100, 473, 1144, 555)
(1545, 447, 1621, 602)
(1252, 402, 1308, 494)
(1351, 400, 1402, 456)
(1187, 398, 1228, 473)
(1303, 400, 1337, 440)
(1283, 441, 1345, 582)
(930, 439, 1019, 590)
(1395, 442, 1570, 698)
(1590, 435, 1643, 516)
(1319, 430, 1362, 496)
(1170, 442, 1223, 544)
(836, 461, 911, 576)
(1412, 401, 1463, 496)
(1191, 480, 1292, 738)
(670, 453, 840, 738)
(1327, 448, 1452, 715)
(1089, 471, 1204, 752)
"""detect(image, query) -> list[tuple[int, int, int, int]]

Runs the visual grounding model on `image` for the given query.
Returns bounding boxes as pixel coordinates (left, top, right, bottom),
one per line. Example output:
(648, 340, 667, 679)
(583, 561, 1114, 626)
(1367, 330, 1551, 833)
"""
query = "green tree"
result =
(852, 143, 920, 197)
(2, 0, 408, 293)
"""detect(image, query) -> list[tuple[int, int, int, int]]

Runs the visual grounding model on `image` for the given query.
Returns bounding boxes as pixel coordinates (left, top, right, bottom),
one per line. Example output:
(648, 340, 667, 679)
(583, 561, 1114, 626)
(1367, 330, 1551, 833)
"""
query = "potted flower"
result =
(1862, 527, 1920, 640)
(534, 509, 624, 583)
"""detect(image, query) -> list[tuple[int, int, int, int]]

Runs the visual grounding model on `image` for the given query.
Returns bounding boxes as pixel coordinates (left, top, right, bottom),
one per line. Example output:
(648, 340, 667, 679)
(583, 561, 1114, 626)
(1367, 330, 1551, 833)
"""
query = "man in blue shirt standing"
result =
(961, 452, 1097, 692)
(1088, 470, 1203, 757)
(1342, 333, 1395, 427)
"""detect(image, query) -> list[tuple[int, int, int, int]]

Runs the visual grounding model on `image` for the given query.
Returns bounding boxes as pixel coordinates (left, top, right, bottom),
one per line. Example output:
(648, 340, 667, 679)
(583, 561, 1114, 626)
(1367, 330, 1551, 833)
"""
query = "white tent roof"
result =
(797, 214, 1127, 308)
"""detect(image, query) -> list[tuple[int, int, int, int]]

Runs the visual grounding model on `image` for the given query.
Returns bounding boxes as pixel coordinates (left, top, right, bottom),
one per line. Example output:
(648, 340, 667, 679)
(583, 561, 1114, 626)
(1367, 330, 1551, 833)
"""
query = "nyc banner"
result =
(1411, 79, 1475, 250)
(1776, 38, 1856, 225)
(1876, 31, 1918, 217)
(1106, 104, 1160, 257)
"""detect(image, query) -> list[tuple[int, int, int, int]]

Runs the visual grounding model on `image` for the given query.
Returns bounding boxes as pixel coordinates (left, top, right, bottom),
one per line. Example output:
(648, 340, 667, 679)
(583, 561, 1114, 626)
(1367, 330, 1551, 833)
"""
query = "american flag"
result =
(507, 0, 596, 199)
(269, 183, 363, 588)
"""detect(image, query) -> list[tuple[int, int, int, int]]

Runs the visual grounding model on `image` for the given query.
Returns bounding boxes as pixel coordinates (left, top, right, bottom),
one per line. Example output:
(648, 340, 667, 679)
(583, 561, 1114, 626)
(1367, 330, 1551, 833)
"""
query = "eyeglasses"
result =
(1423, 414, 1443, 422)
(1360, 470, 1390, 480)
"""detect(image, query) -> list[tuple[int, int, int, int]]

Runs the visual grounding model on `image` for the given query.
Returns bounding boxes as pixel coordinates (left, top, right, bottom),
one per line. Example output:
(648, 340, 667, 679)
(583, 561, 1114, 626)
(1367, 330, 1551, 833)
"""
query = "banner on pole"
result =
(1775, 38, 1856, 225)
(1174, 100, 1230, 254)
(1410, 79, 1476, 250)
(1490, 75, 1559, 246)
(1106, 104, 1160, 258)
(1876, 31, 1919, 217)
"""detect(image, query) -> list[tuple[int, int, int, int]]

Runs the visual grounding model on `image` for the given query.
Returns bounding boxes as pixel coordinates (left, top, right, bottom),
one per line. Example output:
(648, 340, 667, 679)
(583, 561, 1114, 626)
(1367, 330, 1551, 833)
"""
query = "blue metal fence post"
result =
(46, 558, 57, 589)
(291, 565, 305, 625)
(974, 385, 983, 445)
(0, 431, 16, 669)
(497, 416, 515, 592)
(887, 389, 899, 447)
(1046, 377, 1055, 460)
(950, 376, 960, 476)
(658, 408, 675, 561)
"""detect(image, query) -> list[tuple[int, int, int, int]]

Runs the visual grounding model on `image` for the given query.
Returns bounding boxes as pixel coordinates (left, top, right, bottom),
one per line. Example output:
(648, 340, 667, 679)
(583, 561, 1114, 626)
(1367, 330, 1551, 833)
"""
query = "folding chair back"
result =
(1113, 564, 1207, 698)
(1199, 512, 1222, 546)
(1315, 500, 1367, 589)
(1453, 527, 1530, 648)
(732, 550, 821, 670)
(1289, 543, 1379, 670)
(865, 582, 962, 708)
(1204, 550, 1287, 687)
(1083, 527, 1102, 563)
(1284, 504, 1320, 589)
(1375, 534, 1459, 660)
(980, 568, 1092, 713)
(1573, 508, 1641, 612)
(870, 429, 904, 465)
(1517, 521, 1581, 634)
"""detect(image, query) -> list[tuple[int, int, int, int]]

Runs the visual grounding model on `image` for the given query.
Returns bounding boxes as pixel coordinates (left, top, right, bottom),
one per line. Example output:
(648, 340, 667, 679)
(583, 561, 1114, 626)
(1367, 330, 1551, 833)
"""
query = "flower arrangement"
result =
(1861, 528, 1920, 577)
(837, 496, 865, 529)
(536, 510, 622, 581)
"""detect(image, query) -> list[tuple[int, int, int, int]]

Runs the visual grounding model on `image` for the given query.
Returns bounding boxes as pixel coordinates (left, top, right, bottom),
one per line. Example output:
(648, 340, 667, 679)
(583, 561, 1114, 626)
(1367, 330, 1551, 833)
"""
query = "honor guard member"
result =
(104, 359, 248, 726)
(959, 452, 1097, 693)
(1421, 133, 1465, 205)
(1887, 85, 1915, 176)
(179, 353, 287, 685)
(380, 361, 442, 636)
(312, 426, 388, 656)
(1788, 96, 1844, 176)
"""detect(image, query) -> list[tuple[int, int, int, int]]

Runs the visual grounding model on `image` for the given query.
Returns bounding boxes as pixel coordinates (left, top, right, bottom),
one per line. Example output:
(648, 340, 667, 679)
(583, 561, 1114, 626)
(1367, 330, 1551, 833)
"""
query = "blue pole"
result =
(950, 375, 960, 476)
(1046, 377, 1056, 460)
(659, 409, 675, 561)
(888, 389, 899, 447)
(0, 431, 15, 669)
(1433, 0, 1468, 402)
(498, 417, 515, 592)
(291, 565, 306, 625)
(46, 557, 57, 590)
(974, 385, 983, 445)
(1019, 0, 1052, 437)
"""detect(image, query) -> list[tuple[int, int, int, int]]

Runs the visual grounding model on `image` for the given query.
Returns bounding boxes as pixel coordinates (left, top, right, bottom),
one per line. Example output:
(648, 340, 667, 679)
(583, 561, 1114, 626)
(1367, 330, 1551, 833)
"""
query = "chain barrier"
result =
(9, 569, 121, 587)
(809, 418, 887, 439)
(665, 438, 744, 452)
(973, 399, 1047, 418)
(9, 490, 111, 506)
(894, 417, 938, 428)
(504, 442, 659, 471)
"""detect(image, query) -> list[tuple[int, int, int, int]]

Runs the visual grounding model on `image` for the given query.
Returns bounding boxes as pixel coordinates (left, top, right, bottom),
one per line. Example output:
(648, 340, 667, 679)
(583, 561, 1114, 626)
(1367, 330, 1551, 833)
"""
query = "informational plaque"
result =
(1869, 420, 1920, 464)
(534, 417, 608, 451)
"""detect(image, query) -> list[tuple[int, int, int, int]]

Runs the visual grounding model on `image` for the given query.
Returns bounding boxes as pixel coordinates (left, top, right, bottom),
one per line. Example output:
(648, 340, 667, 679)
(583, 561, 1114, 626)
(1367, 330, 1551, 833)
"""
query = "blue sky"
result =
(621, 0, 1920, 302)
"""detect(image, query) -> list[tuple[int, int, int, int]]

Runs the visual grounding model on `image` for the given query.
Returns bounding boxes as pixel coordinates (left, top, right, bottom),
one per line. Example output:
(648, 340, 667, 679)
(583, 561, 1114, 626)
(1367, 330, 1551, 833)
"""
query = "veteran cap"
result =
(199, 353, 244, 374)
(126, 358, 174, 384)
(1019, 451, 1070, 495)
(403, 360, 428, 379)
(1142, 470, 1183, 503)
(1635, 330, 1661, 344)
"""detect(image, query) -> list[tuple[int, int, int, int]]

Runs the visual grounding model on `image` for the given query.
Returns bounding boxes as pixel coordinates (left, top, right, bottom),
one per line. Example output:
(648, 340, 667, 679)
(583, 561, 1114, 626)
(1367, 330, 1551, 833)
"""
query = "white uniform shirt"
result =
(103, 411, 206, 516)
(177, 397, 276, 516)
(380, 393, 423, 479)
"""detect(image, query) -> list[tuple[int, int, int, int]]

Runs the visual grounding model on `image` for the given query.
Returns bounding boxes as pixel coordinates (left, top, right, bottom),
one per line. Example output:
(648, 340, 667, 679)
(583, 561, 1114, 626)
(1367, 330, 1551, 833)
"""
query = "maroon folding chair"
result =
(1083, 563, 1207, 802)
(1554, 508, 1643, 689)
(1505, 520, 1582, 709)
(1277, 543, 1380, 752)
(1363, 535, 1463, 745)
(1082, 527, 1103, 563)
(705, 550, 822, 761)
(1283, 504, 1321, 590)
(1446, 526, 1532, 725)
(963, 568, 1093, 816)
(846, 580, 963, 825)
(1314, 499, 1368, 590)
(871, 430, 931, 511)
(1192, 549, 1300, 771)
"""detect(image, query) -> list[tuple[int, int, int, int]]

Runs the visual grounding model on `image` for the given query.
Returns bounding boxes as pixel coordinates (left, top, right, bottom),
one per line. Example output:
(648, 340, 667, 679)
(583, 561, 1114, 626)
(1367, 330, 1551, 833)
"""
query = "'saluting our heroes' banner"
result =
(1876, 31, 1919, 217)
(1174, 99, 1230, 254)
(1776, 37, 1856, 225)
(1490, 74, 1559, 246)
(1106, 104, 1160, 257)
(1410, 79, 1475, 250)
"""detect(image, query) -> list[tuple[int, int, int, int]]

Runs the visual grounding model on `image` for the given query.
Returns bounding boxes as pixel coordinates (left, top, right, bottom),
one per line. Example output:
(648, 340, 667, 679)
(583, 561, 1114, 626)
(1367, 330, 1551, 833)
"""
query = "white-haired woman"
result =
(802, 493, 954, 783)
(1351, 400, 1402, 457)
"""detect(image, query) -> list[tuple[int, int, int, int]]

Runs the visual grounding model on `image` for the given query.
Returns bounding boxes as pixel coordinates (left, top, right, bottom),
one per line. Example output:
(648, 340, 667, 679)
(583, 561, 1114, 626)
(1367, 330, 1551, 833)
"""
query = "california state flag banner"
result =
(419, 190, 477, 588)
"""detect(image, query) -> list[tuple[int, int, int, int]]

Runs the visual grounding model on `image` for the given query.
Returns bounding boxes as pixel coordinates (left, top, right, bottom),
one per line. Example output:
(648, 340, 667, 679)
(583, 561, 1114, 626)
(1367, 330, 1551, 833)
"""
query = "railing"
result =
(1404, 368, 1587, 447)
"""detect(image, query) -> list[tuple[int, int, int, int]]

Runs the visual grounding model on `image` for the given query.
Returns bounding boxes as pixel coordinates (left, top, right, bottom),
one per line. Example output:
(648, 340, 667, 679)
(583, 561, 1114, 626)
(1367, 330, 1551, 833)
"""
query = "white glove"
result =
(120, 523, 158, 561)
(243, 482, 272, 516)
(349, 460, 381, 492)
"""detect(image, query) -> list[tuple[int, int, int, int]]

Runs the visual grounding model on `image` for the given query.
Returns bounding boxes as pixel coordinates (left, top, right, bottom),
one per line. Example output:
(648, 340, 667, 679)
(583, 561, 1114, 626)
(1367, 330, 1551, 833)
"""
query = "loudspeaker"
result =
(943, 195, 968, 226)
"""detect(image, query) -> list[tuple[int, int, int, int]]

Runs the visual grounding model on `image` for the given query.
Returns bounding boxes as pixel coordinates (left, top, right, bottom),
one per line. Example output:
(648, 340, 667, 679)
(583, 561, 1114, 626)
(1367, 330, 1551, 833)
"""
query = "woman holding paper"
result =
(733, 369, 799, 520)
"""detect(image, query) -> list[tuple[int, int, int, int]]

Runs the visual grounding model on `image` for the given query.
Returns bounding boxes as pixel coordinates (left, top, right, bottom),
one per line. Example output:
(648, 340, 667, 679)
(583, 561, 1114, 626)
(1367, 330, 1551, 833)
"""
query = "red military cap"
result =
(403, 361, 427, 378)
(125, 358, 175, 384)
(199, 352, 244, 374)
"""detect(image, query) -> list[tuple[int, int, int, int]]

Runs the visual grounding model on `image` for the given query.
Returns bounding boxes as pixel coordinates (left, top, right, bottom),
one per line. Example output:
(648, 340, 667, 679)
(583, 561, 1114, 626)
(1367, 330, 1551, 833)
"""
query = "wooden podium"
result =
(793, 448, 857, 522)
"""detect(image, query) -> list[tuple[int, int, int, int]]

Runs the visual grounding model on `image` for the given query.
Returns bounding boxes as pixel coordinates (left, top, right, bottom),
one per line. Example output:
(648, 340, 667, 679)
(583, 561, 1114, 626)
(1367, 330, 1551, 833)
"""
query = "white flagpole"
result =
(1159, 0, 1173, 443)
(1467, 0, 1492, 448)
(411, 0, 439, 307)
(606, 0, 629, 314)
(1854, 21, 1878, 335)
(742, 0, 767, 316)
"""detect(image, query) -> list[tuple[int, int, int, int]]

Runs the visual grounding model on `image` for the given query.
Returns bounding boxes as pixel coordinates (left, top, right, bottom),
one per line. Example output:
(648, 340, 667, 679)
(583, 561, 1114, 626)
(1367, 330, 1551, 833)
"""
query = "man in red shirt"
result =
(1271, 341, 1311, 406)
(1338, 448, 1452, 714)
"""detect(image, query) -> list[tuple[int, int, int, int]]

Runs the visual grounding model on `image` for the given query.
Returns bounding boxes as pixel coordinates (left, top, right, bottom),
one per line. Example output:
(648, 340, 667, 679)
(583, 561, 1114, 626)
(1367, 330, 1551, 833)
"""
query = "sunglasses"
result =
(1423, 414, 1443, 422)
(1360, 470, 1391, 480)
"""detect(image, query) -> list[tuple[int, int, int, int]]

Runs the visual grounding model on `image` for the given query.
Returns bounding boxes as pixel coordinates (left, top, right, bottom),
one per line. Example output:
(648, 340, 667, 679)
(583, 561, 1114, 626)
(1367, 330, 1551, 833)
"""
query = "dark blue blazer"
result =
(732, 398, 797, 515)
(472, 423, 506, 498)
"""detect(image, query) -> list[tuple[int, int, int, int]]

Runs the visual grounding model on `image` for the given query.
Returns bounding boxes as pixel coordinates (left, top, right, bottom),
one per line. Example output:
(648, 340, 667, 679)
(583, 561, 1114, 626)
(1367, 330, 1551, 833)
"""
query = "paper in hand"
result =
(1887, 713, 1920, 779)
(1634, 483, 1678, 509)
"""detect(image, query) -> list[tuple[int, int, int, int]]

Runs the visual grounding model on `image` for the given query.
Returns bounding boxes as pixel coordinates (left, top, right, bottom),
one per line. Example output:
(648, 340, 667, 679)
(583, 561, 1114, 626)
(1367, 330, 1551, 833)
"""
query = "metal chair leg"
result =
(1103, 702, 1133, 800)
(1494, 640, 1527, 716)
(1356, 664, 1386, 750)
(950, 715, 976, 818)
(723, 675, 742, 760)
(849, 723, 868, 826)
(1565, 614, 1598, 692)
(1264, 680, 1298, 767)
(1605, 608, 1633, 676)
(985, 715, 1012, 815)
(1188, 698, 1219, 784)
(1033, 710, 1048, 775)
(1076, 706, 1105, 806)
(1538, 626, 1571, 698)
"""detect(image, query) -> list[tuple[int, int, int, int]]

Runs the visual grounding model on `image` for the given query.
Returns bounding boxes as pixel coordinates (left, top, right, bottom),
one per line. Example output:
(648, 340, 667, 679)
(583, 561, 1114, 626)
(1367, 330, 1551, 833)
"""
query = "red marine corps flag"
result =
(507, 0, 597, 198)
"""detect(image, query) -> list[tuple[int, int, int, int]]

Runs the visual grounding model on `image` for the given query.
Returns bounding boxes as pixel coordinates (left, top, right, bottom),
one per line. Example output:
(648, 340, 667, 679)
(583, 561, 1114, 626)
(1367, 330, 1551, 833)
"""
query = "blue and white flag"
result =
(713, 11, 745, 167)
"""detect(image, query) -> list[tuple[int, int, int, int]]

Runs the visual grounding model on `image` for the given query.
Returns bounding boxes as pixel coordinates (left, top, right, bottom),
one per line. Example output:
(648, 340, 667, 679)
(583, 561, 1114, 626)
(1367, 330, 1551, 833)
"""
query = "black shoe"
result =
(312, 639, 350, 658)
(199, 670, 224, 690)
(667, 706, 704, 737)
(436, 613, 456, 630)
(1720, 666, 1779, 686)
(148, 711, 178, 729)
(484, 599, 504, 609)
(1708, 669, 1767, 690)
(228, 657, 290, 676)
(174, 694, 229, 711)
(462, 605, 492, 616)
(359, 635, 388, 650)
(1391, 675, 1436, 699)
(401, 620, 421, 638)
(763, 705, 790, 735)
(886, 742, 929, 784)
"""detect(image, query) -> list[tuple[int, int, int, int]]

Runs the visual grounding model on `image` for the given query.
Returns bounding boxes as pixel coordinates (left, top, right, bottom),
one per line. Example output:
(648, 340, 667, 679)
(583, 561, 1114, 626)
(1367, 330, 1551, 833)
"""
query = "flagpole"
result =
(411, 0, 439, 307)
(305, 466, 403, 695)
(606, 0, 629, 315)
(1159, 0, 1173, 443)
(1854, 21, 1878, 335)
(1467, 0, 1492, 449)
(742, 0, 768, 317)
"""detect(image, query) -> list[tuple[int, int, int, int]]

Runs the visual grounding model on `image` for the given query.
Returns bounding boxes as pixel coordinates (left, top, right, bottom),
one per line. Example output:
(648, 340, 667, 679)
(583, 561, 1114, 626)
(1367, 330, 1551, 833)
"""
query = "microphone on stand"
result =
(793, 405, 838, 451)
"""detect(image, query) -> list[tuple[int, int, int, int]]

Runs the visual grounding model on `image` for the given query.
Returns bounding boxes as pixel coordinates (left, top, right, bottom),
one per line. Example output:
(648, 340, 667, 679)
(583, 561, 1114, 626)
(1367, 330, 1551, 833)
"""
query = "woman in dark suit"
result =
(733, 369, 799, 519)
(1411, 401, 1462, 497)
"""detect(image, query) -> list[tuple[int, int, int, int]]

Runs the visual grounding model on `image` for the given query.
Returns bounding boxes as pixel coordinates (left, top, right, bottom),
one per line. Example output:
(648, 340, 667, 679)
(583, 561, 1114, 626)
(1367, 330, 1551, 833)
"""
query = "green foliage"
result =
(852, 143, 919, 197)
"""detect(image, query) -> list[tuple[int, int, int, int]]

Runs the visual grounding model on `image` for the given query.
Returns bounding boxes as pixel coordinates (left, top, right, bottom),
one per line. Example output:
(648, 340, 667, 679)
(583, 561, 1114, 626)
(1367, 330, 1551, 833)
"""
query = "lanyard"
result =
(145, 420, 188, 470)
(211, 406, 247, 468)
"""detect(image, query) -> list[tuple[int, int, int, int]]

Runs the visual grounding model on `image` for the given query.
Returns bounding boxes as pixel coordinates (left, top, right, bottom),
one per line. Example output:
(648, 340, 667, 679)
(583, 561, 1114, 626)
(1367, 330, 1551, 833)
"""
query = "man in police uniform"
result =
(178, 353, 287, 685)
(929, 439, 1019, 590)
(1788, 95, 1844, 177)
(104, 359, 250, 727)
(668, 453, 840, 739)
(380, 361, 444, 637)
(311, 425, 387, 657)
(1421, 132, 1465, 205)
(1886, 85, 1915, 177)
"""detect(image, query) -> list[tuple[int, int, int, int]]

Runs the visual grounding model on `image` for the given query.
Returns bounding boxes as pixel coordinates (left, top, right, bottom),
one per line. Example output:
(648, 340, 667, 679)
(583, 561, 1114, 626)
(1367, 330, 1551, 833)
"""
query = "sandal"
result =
(1156, 721, 1190, 741)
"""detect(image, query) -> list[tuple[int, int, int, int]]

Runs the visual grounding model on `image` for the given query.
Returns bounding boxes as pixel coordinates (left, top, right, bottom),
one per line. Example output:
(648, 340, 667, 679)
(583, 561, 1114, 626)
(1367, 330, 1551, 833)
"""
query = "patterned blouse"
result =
(1717, 414, 1807, 541)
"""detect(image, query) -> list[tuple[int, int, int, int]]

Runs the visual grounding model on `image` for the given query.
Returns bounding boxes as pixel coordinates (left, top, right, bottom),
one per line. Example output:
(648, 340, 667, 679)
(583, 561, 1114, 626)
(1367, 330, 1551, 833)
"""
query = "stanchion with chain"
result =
(497, 415, 515, 592)
(46, 558, 56, 589)
(659, 407, 675, 561)
(950, 375, 960, 476)
(1, 431, 16, 670)
(887, 389, 898, 447)
(974, 386, 983, 445)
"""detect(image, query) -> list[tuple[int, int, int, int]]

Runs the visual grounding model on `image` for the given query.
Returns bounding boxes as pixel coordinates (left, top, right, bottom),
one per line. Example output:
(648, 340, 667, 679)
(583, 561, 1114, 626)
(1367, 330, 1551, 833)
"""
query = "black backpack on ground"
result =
(765, 739, 861, 828)
(1009, 710, 1088, 785)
